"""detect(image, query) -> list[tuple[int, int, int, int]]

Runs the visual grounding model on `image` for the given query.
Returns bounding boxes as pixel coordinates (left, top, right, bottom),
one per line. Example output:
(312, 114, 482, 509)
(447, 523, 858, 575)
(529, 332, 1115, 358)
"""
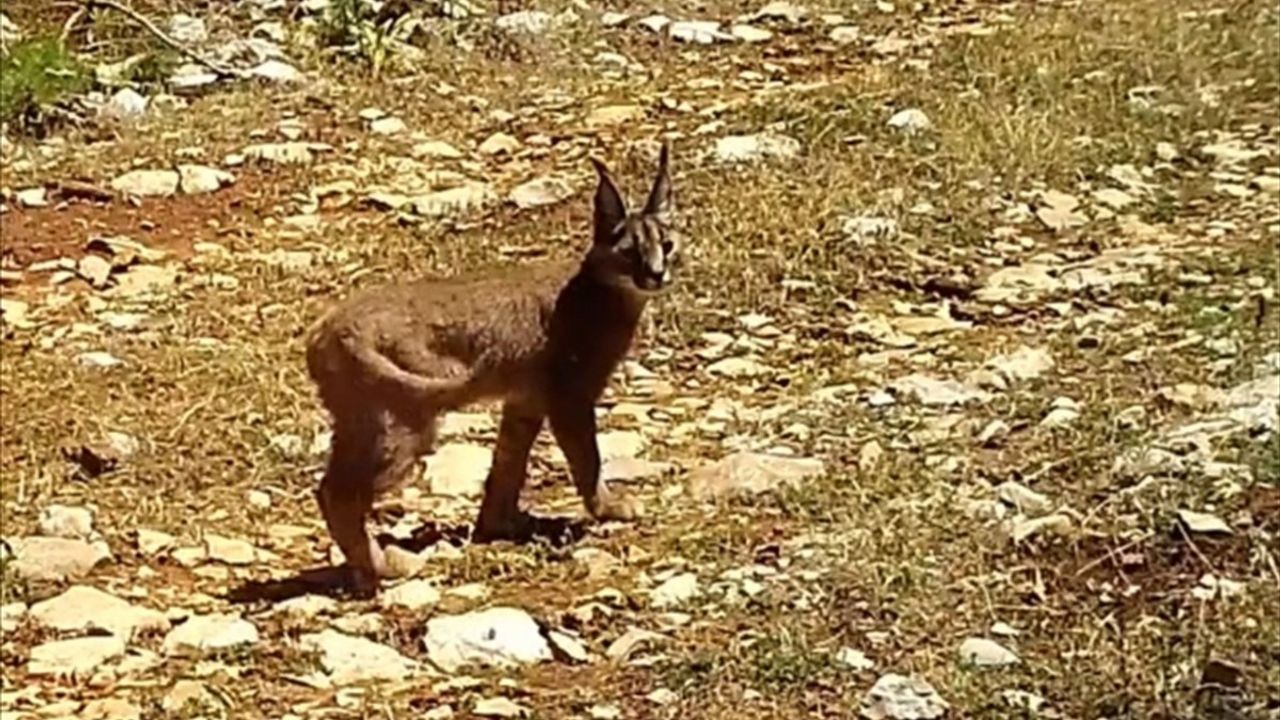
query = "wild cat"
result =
(305, 146, 680, 593)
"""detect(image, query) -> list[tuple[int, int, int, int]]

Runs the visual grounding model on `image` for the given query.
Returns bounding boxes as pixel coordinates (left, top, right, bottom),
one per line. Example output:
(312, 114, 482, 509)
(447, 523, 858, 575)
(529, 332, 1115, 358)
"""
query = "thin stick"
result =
(60, 7, 87, 42)
(83, 0, 245, 79)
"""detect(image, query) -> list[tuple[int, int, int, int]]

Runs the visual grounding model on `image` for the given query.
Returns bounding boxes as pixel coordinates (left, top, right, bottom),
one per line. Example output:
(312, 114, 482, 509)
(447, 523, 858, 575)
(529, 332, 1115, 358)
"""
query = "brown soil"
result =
(1, 169, 300, 271)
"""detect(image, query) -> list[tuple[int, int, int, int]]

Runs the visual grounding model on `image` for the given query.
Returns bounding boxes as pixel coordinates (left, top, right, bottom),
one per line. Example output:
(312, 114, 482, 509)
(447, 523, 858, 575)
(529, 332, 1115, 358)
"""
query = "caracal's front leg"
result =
(473, 401, 543, 542)
(548, 398, 641, 522)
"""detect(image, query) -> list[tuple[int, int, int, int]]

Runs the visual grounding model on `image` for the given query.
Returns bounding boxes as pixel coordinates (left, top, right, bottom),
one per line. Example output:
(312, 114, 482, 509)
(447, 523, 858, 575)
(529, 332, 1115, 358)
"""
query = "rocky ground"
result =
(1, 1, 1278, 719)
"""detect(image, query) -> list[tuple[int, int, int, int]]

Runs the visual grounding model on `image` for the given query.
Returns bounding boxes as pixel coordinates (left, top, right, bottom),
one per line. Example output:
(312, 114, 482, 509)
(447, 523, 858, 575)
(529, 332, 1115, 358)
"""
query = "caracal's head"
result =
(587, 144, 681, 297)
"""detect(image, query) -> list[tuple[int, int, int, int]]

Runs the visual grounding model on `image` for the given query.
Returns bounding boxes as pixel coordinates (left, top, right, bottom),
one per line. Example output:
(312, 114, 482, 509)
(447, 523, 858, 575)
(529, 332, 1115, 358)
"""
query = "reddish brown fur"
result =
(306, 147, 678, 594)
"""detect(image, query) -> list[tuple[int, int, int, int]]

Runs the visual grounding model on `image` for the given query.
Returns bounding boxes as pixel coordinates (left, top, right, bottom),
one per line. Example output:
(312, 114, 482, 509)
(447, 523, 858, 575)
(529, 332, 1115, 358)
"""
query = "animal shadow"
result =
(224, 515, 587, 604)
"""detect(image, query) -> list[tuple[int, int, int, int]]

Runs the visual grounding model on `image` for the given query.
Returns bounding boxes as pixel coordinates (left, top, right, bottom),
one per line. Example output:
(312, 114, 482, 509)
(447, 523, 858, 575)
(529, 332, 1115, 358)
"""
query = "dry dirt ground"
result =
(1, 1, 1278, 719)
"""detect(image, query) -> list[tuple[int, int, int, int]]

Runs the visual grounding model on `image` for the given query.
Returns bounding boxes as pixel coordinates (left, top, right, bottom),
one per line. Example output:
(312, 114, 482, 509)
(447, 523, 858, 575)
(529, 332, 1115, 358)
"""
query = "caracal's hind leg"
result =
(317, 406, 437, 595)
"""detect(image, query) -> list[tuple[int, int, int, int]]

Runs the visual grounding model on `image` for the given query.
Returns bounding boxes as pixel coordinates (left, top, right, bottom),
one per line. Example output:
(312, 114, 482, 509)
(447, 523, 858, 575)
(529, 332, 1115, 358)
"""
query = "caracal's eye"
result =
(661, 240, 674, 255)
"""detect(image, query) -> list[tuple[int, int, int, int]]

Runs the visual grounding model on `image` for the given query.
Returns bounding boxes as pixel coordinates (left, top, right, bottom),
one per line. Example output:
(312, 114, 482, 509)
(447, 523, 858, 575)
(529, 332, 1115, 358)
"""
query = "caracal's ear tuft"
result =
(643, 143, 671, 217)
(591, 157, 627, 245)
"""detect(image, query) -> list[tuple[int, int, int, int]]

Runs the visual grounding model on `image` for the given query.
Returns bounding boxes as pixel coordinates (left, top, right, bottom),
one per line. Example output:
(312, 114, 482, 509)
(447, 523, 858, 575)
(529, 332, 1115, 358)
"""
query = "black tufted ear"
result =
(590, 158, 627, 246)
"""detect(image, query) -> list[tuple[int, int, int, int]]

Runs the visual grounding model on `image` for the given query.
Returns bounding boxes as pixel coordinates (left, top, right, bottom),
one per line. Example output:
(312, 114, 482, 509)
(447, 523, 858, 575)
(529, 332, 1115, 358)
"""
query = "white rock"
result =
(836, 647, 875, 671)
(1178, 509, 1232, 535)
(77, 351, 125, 368)
(0, 602, 27, 633)
(178, 164, 234, 194)
(1, 297, 32, 328)
(889, 373, 988, 406)
(479, 132, 520, 156)
(829, 26, 860, 45)
(995, 482, 1052, 516)
(601, 12, 630, 27)
(976, 419, 1009, 446)
(706, 356, 771, 378)
(79, 254, 113, 287)
(412, 183, 497, 217)
(423, 607, 551, 672)
(1041, 397, 1081, 428)
(30, 585, 169, 640)
(28, 636, 127, 677)
(426, 443, 493, 496)
(0, 12, 22, 45)
(987, 346, 1055, 383)
(273, 594, 338, 619)
(638, 14, 671, 33)
(648, 688, 679, 705)
(242, 141, 330, 165)
(858, 440, 884, 473)
(331, 612, 385, 636)
(249, 59, 300, 82)
(669, 20, 734, 44)
(136, 528, 175, 556)
(495, 10, 552, 34)
(15, 186, 48, 207)
(1094, 187, 1135, 210)
(7, 536, 112, 582)
(1002, 689, 1046, 713)
(602, 457, 670, 482)
(38, 504, 95, 539)
(80, 698, 141, 719)
(689, 451, 824, 500)
(381, 579, 441, 611)
(598, 430, 645, 461)
(204, 534, 259, 565)
(1007, 513, 1073, 543)
(842, 215, 899, 244)
(370, 116, 408, 135)
(650, 573, 700, 608)
(1035, 189, 1087, 231)
(111, 169, 180, 197)
(958, 637, 1020, 667)
(589, 704, 622, 720)
(167, 13, 207, 43)
(861, 673, 948, 719)
(100, 88, 148, 121)
(412, 140, 464, 159)
(162, 614, 259, 656)
(751, 1, 807, 23)
(247, 489, 272, 509)
(1199, 140, 1268, 166)
(162, 680, 216, 713)
(586, 104, 644, 129)
(301, 629, 418, 685)
(605, 626, 667, 662)
(730, 24, 773, 43)
(473, 697, 528, 718)
(168, 63, 218, 90)
(887, 108, 932, 133)
(509, 176, 575, 209)
(714, 133, 801, 163)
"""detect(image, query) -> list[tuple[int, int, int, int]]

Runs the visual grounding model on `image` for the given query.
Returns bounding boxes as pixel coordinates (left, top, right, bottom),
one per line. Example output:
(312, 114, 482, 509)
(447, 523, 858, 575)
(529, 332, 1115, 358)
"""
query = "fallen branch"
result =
(80, 0, 245, 79)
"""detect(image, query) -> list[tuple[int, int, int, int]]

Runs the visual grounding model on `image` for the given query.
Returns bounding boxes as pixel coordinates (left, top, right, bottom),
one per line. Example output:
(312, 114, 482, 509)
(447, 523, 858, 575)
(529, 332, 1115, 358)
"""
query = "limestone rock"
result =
(301, 629, 418, 685)
(30, 585, 169, 639)
(689, 452, 824, 500)
(423, 607, 551, 672)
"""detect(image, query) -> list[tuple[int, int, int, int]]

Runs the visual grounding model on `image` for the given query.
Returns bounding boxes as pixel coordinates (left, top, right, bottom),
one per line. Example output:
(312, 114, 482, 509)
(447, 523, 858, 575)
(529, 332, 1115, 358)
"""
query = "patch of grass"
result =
(746, 632, 830, 693)
(0, 37, 87, 129)
(0, 558, 31, 606)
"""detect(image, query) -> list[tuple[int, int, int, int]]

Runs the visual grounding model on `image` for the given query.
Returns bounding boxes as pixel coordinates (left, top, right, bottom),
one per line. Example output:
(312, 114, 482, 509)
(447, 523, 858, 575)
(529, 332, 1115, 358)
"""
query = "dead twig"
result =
(80, 0, 245, 79)
(60, 7, 88, 43)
